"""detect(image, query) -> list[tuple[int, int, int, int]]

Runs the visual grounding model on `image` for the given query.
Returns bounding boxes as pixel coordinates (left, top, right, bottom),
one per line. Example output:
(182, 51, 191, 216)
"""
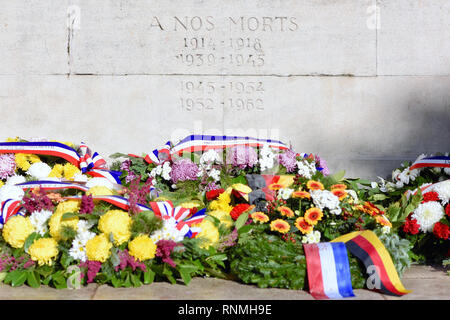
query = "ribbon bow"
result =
(149, 201, 206, 238)
(78, 142, 107, 173)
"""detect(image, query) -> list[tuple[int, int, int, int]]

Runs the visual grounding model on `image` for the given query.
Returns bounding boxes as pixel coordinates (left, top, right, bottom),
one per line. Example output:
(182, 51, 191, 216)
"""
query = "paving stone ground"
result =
(0, 265, 448, 300)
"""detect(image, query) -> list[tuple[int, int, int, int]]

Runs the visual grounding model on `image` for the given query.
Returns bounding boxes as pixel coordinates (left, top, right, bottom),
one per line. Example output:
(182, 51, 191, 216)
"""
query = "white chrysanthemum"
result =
(150, 217, 185, 243)
(0, 185, 25, 202)
(433, 180, 450, 204)
(278, 188, 294, 200)
(6, 175, 26, 185)
(69, 231, 96, 262)
(77, 220, 94, 234)
(161, 162, 172, 180)
(27, 162, 51, 179)
(85, 177, 114, 190)
(73, 173, 89, 183)
(302, 230, 321, 244)
(208, 168, 221, 182)
(411, 201, 445, 233)
(310, 190, 340, 214)
(297, 160, 316, 179)
(200, 150, 222, 167)
(29, 209, 53, 236)
(259, 144, 276, 171)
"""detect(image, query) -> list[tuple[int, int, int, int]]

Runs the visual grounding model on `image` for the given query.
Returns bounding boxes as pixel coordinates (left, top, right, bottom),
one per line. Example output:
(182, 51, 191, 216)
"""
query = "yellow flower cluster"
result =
(86, 233, 112, 262)
(15, 153, 41, 171)
(48, 163, 81, 180)
(209, 192, 233, 213)
(128, 235, 157, 261)
(2, 216, 35, 248)
(28, 238, 59, 266)
(98, 210, 132, 245)
(49, 200, 80, 241)
(193, 220, 219, 249)
(208, 210, 233, 228)
(86, 186, 114, 197)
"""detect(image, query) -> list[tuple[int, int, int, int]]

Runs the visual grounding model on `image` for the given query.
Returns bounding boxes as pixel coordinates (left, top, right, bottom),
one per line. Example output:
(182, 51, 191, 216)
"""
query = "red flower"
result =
(403, 218, 420, 235)
(206, 188, 225, 201)
(422, 191, 440, 203)
(433, 222, 450, 240)
(445, 204, 450, 218)
(230, 203, 251, 221)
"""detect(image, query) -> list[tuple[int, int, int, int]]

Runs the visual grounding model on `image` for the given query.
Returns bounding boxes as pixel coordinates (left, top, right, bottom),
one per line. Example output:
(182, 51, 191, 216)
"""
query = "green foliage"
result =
(377, 231, 412, 276)
(130, 211, 163, 237)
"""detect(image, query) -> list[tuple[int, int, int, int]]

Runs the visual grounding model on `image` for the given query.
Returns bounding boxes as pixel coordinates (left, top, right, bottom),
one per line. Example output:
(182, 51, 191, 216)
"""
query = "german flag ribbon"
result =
(331, 230, 411, 296)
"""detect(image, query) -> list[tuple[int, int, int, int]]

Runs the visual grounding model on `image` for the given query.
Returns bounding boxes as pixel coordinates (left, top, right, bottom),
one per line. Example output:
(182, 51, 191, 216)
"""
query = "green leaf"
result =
(110, 276, 121, 288)
(237, 224, 252, 235)
(26, 271, 40, 288)
(110, 248, 120, 267)
(11, 271, 27, 287)
(331, 170, 346, 182)
(24, 232, 40, 252)
(143, 270, 155, 285)
(0, 272, 7, 282)
(372, 194, 387, 201)
(130, 274, 143, 287)
(62, 212, 78, 220)
(235, 212, 249, 231)
(163, 266, 176, 284)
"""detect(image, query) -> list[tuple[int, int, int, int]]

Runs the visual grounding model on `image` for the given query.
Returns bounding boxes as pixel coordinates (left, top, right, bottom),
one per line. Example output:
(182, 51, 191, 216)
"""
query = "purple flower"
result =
(114, 249, 147, 272)
(227, 146, 258, 170)
(170, 159, 200, 184)
(79, 260, 102, 283)
(126, 176, 153, 214)
(156, 240, 183, 268)
(80, 194, 94, 214)
(205, 182, 220, 192)
(0, 154, 16, 180)
(315, 155, 330, 176)
(278, 149, 298, 173)
(120, 159, 138, 183)
(217, 228, 238, 252)
(22, 190, 54, 214)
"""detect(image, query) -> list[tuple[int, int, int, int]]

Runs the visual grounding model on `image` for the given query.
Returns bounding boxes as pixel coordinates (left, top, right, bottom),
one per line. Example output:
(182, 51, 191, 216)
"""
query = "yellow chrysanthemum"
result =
(15, 153, 32, 171)
(28, 238, 59, 266)
(209, 191, 233, 213)
(270, 219, 290, 234)
(193, 219, 219, 249)
(98, 210, 132, 245)
(208, 210, 234, 228)
(0, 181, 4, 188)
(86, 233, 112, 262)
(27, 154, 41, 163)
(128, 235, 157, 261)
(63, 163, 81, 180)
(48, 164, 64, 178)
(2, 216, 35, 248)
(49, 200, 80, 240)
(6, 137, 19, 142)
(86, 186, 114, 196)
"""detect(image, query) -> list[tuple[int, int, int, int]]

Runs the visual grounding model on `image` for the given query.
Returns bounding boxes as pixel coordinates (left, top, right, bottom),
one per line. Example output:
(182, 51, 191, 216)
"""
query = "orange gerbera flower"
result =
(331, 184, 347, 190)
(331, 189, 348, 201)
(304, 207, 323, 226)
(362, 201, 384, 216)
(292, 190, 311, 199)
(375, 215, 392, 227)
(251, 212, 269, 224)
(268, 183, 284, 191)
(295, 217, 313, 234)
(278, 206, 295, 218)
(270, 219, 290, 234)
(306, 180, 324, 191)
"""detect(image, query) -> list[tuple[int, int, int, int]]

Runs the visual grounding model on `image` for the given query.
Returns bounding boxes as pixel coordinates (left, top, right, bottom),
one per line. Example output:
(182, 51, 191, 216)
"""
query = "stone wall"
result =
(0, 0, 449, 178)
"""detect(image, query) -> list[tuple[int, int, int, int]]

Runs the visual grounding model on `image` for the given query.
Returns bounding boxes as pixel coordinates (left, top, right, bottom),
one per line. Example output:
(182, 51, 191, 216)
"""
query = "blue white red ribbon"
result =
(16, 180, 90, 192)
(170, 135, 288, 156)
(0, 142, 80, 166)
(405, 179, 450, 200)
(64, 195, 152, 212)
(143, 141, 172, 165)
(85, 169, 122, 185)
(409, 155, 450, 171)
(0, 199, 25, 227)
(303, 242, 355, 299)
(149, 201, 206, 238)
(79, 142, 107, 173)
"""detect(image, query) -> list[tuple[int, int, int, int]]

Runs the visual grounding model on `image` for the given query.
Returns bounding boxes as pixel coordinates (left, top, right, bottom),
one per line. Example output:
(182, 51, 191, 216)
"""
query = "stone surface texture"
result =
(0, 265, 447, 300)
(0, 0, 449, 179)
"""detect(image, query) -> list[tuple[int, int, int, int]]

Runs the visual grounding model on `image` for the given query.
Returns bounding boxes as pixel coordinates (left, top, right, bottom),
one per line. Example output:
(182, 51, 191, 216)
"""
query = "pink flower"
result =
(0, 154, 16, 179)
(170, 159, 200, 184)
(227, 146, 258, 170)
(278, 149, 297, 173)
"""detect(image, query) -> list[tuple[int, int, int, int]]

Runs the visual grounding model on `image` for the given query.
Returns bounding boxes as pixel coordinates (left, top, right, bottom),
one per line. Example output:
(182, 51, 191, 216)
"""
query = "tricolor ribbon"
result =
(409, 155, 450, 171)
(16, 180, 90, 192)
(303, 242, 355, 299)
(332, 230, 411, 297)
(170, 135, 288, 156)
(63, 195, 151, 212)
(79, 142, 107, 173)
(149, 201, 206, 238)
(0, 199, 25, 227)
(404, 179, 450, 200)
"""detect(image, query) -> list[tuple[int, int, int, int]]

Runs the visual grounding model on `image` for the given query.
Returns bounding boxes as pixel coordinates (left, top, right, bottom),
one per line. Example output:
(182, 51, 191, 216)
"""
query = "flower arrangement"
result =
(0, 135, 420, 292)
